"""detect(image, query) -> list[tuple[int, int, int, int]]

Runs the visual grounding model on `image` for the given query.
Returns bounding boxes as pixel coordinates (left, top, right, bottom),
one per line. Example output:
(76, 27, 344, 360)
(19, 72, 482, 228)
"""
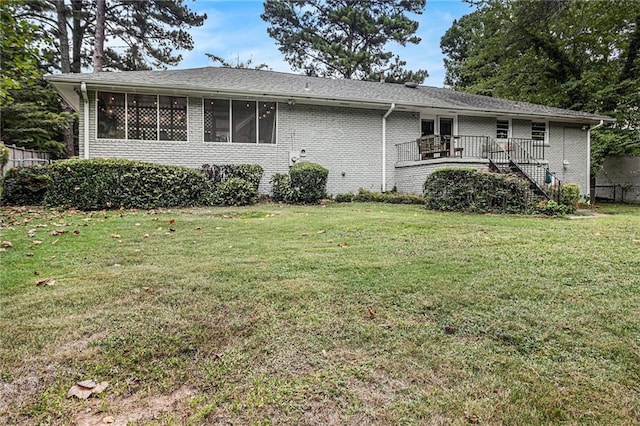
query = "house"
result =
(46, 67, 613, 197)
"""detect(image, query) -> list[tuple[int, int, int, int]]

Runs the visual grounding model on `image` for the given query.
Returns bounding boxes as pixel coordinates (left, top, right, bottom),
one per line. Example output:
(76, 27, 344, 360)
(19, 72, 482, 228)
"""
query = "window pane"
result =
(232, 100, 256, 143)
(159, 96, 187, 141)
(532, 122, 546, 141)
(439, 117, 453, 136)
(128, 94, 157, 140)
(204, 99, 230, 142)
(97, 92, 125, 139)
(421, 119, 434, 136)
(497, 120, 509, 139)
(258, 102, 276, 144)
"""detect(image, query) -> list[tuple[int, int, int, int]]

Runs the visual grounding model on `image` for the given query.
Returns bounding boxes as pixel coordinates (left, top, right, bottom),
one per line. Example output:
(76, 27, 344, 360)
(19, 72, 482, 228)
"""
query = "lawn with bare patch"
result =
(1, 203, 639, 424)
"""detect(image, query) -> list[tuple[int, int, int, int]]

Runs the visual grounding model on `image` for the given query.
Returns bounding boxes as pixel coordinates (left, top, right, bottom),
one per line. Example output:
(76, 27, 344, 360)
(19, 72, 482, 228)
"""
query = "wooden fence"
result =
(1, 144, 52, 176)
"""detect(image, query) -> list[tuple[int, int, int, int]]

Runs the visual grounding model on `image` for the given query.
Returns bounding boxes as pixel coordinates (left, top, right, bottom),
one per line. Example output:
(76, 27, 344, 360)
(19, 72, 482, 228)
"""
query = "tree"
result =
(0, 0, 40, 104)
(206, 53, 271, 70)
(11, 0, 207, 157)
(261, 0, 428, 82)
(1, 79, 74, 158)
(440, 0, 640, 172)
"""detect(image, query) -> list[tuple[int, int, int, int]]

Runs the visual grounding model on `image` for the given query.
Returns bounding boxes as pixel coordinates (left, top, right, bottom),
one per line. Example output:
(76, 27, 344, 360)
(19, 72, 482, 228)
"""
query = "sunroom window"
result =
(204, 99, 276, 144)
(96, 91, 187, 141)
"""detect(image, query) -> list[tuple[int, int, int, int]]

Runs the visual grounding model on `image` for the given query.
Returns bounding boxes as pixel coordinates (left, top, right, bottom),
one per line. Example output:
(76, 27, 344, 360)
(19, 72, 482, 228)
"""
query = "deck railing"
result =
(396, 135, 545, 163)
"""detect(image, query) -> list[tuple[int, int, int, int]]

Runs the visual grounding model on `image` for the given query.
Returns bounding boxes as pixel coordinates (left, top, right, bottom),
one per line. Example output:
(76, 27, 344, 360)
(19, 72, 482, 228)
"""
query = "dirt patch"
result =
(73, 385, 196, 426)
(0, 376, 41, 413)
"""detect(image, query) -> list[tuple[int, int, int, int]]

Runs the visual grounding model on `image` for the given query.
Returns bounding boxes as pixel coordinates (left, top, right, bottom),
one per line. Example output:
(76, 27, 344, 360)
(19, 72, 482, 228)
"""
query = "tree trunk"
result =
(54, 0, 71, 73)
(70, 0, 83, 73)
(94, 0, 105, 72)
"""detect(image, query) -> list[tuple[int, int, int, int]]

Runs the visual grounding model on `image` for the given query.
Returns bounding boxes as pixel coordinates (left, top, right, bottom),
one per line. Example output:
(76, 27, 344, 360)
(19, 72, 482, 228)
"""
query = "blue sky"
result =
(174, 0, 474, 87)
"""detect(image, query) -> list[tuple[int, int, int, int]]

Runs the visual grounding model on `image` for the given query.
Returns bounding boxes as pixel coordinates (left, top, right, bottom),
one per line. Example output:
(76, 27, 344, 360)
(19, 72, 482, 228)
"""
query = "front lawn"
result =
(1, 203, 639, 424)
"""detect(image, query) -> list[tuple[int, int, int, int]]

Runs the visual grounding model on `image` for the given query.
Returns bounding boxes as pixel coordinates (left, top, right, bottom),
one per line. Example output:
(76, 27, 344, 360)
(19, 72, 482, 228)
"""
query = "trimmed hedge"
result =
(201, 163, 263, 192)
(271, 162, 329, 204)
(424, 168, 530, 214)
(335, 189, 425, 204)
(212, 177, 258, 206)
(45, 159, 212, 210)
(1, 165, 51, 206)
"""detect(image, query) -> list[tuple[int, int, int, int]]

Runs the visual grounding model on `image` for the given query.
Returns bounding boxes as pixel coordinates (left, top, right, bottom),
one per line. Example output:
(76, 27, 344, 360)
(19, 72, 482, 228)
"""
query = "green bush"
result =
(1, 165, 51, 206)
(0, 144, 9, 168)
(352, 189, 425, 205)
(271, 173, 294, 203)
(212, 178, 258, 206)
(45, 159, 212, 210)
(560, 183, 580, 212)
(424, 168, 530, 214)
(201, 163, 263, 192)
(531, 200, 571, 216)
(334, 192, 355, 203)
(271, 162, 328, 204)
(289, 162, 329, 204)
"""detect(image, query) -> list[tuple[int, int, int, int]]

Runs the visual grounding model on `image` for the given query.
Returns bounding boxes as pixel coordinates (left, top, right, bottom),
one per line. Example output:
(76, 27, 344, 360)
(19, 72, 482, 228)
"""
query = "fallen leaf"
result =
(92, 381, 109, 394)
(195, 226, 202, 230)
(157, 227, 163, 231)
(301, 233, 309, 236)
(51, 239, 59, 245)
(169, 219, 176, 224)
(25, 253, 34, 257)
(215, 226, 222, 230)
(169, 227, 176, 232)
(327, 239, 334, 243)
(27, 229, 36, 237)
(338, 242, 349, 248)
(36, 278, 56, 287)
(67, 385, 92, 399)
(135, 223, 141, 226)
(73, 230, 80, 235)
(1, 241, 12, 248)
(110, 234, 121, 239)
(317, 230, 326, 234)
(33, 240, 42, 245)
(77, 379, 97, 389)
(102, 416, 115, 424)
(367, 306, 376, 318)
(0, 248, 6, 253)
(143, 287, 153, 293)
(143, 233, 150, 238)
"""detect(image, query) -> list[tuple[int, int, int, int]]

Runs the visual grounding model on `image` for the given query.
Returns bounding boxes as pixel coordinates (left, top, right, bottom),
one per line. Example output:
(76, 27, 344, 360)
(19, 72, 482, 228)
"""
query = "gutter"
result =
(80, 82, 89, 159)
(586, 119, 605, 198)
(381, 103, 395, 192)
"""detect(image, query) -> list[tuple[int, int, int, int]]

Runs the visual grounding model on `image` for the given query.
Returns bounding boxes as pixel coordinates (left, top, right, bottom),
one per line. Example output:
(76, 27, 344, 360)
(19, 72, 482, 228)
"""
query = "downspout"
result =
(587, 119, 604, 199)
(80, 82, 89, 159)
(382, 103, 395, 192)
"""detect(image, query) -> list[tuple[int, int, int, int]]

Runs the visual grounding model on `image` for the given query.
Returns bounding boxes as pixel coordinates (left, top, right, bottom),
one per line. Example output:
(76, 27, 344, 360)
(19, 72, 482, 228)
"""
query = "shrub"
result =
(271, 173, 294, 203)
(531, 200, 571, 216)
(334, 192, 355, 203)
(212, 178, 258, 206)
(560, 183, 580, 212)
(288, 162, 329, 204)
(201, 164, 263, 192)
(424, 168, 530, 214)
(1, 165, 51, 206)
(271, 162, 328, 204)
(352, 189, 425, 205)
(0, 144, 9, 168)
(45, 159, 212, 210)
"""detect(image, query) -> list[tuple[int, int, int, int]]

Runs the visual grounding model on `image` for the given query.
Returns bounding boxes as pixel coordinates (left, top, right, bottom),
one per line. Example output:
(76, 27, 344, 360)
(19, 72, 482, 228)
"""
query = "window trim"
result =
(95, 91, 189, 142)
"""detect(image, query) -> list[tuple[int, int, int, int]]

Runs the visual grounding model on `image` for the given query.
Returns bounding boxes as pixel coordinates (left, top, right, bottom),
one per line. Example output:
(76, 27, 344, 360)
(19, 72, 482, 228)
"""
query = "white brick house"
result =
(46, 67, 612, 197)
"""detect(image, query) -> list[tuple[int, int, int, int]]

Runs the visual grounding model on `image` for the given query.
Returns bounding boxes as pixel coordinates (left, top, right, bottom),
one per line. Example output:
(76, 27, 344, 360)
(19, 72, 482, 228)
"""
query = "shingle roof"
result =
(46, 67, 612, 122)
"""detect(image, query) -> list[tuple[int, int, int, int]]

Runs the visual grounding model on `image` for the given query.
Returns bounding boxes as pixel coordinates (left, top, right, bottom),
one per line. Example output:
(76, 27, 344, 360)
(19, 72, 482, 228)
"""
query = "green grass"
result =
(1, 203, 640, 424)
